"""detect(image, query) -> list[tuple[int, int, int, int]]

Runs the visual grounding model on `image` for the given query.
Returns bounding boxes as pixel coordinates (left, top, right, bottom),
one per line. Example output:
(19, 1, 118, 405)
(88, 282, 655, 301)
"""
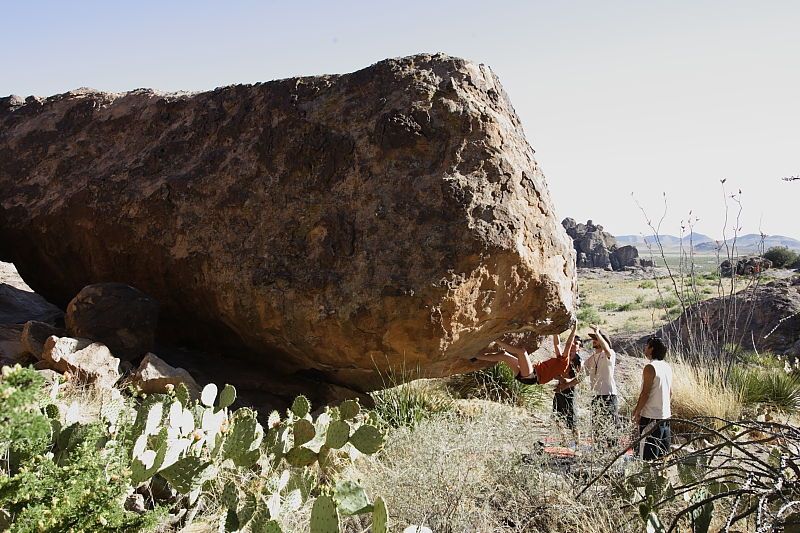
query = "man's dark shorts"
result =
(553, 390, 576, 429)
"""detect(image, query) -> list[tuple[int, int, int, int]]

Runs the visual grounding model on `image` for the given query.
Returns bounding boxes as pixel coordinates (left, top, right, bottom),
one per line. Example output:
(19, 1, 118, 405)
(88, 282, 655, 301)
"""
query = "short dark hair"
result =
(647, 337, 667, 360)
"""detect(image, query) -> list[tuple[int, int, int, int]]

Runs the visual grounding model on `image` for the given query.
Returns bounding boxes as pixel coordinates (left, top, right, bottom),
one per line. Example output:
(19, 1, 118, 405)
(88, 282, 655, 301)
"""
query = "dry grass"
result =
(349, 401, 639, 533)
(670, 359, 742, 420)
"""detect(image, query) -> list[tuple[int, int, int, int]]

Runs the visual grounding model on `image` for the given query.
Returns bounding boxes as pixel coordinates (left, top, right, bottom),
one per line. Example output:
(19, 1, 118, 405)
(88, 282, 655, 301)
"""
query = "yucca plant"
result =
(731, 367, 800, 412)
(449, 363, 546, 410)
(370, 380, 452, 430)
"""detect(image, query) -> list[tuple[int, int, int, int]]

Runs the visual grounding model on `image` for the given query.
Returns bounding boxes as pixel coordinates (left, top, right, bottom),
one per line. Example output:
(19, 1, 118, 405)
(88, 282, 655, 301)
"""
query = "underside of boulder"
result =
(0, 53, 576, 390)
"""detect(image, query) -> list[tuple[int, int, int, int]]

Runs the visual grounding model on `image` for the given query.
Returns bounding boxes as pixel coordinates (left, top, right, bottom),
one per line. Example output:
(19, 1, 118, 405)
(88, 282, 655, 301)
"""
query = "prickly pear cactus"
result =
(201, 383, 218, 407)
(293, 418, 316, 446)
(333, 480, 372, 515)
(338, 399, 360, 421)
(159, 455, 213, 493)
(291, 395, 311, 418)
(286, 446, 318, 468)
(310, 494, 340, 533)
(349, 424, 384, 454)
(325, 420, 350, 449)
(217, 384, 237, 410)
(221, 408, 263, 467)
(174, 382, 191, 407)
(44, 403, 60, 420)
(372, 497, 388, 533)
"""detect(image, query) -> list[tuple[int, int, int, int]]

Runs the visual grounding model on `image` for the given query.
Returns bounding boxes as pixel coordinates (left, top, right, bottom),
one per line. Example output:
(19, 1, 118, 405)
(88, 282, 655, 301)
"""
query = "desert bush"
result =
(763, 246, 799, 268)
(731, 366, 800, 412)
(646, 295, 680, 309)
(736, 349, 782, 368)
(370, 380, 453, 430)
(448, 363, 546, 410)
(638, 280, 656, 289)
(670, 360, 742, 420)
(578, 303, 603, 324)
(0, 365, 162, 532)
(608, 417, 800, 533)
(600, 301, 619, 311)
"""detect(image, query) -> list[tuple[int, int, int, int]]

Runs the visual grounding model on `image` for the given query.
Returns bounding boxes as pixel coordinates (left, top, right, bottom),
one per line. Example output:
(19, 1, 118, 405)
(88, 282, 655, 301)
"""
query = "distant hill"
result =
(694, 234, 800, 253)
(617, 232, 800, 253)
(616, 233, 714, 249)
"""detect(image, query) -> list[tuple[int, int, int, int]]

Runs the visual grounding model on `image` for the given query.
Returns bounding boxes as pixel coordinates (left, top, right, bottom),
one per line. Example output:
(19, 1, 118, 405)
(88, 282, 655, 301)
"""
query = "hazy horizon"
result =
(2, 1, 798, 237)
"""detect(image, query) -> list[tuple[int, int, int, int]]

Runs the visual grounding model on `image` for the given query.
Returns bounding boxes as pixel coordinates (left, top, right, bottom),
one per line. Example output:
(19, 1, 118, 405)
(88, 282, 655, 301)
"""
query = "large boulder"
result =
(0, 54, 576, 390)
(720, 256, 772, 277)
(0, 283, 63, 325)
(613, 278, 800, 358)
(65, 283, 159, 361)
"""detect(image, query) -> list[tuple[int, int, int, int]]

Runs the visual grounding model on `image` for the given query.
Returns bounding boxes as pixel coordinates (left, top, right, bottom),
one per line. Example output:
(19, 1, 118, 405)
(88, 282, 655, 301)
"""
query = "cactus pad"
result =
(349, 424, 384, 454)
(291, 395, 311, 418)
(372, 497, 388, 533)
(286, 446, 318, 467)
(267, 410, 281, 428)
(174, 382, 191, 407)
(323, 420, 348, 449)
(159, 455, 212, 493)
(221, 482, 238, 509)
(338, 399, 360, 420)
(310, 494, 340, 533)
(44, 403, 60, 420)
(201, 383, 218, 407)
(222, 408, 263, 467)
(293, 418, 316, 446)
(333, 480, 373, 515)
(218, 383, 237, 410)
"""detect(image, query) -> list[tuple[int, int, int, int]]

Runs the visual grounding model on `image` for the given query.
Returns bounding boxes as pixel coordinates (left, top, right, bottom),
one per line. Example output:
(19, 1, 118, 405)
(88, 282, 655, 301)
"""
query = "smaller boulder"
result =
(0, 324, 28, 366)
(21, 321, 66, 358)
(66, 283, 159, 361)
(0, 283, 64, 325)
(41, 335, 121, 389)
(130, 352, 200, 397)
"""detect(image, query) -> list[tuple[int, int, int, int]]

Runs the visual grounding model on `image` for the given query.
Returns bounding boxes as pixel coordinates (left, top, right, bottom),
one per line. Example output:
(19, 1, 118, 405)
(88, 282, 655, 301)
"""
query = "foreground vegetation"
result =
(3, 346, 799, 532)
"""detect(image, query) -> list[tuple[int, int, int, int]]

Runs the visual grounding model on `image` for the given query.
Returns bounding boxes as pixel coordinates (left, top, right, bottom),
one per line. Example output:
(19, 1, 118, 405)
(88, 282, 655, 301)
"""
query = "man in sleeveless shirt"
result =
(632, 337, 673, 460)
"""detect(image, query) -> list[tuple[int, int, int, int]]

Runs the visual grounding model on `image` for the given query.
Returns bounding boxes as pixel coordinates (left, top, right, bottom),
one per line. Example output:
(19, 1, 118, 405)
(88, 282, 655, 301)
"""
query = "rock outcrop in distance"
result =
(612, 278, 800, 359)
(0, 53, 576, 390)
(562, 218, 651, 270)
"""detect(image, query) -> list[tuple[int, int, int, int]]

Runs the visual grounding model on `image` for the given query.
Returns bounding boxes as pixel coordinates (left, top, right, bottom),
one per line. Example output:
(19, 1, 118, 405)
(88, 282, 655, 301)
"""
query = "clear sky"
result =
(2, 1, 798, 238)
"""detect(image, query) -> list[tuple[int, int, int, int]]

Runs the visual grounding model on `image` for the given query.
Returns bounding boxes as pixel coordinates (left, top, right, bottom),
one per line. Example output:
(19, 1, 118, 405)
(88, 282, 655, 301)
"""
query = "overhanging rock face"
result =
(0, 53, 576, 390)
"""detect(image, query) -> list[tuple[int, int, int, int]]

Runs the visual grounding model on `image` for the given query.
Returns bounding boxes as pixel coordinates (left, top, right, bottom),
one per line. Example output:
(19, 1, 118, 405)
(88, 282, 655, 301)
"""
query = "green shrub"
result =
(0, 366, 52, 473)
(449, 363, 546, 410)
(647, 295, 680, 309)
(638, 280, 656, 289)
(0, 365, 162, 531)
(763, 246, 799, 268)
(577, 303, 602, 324)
